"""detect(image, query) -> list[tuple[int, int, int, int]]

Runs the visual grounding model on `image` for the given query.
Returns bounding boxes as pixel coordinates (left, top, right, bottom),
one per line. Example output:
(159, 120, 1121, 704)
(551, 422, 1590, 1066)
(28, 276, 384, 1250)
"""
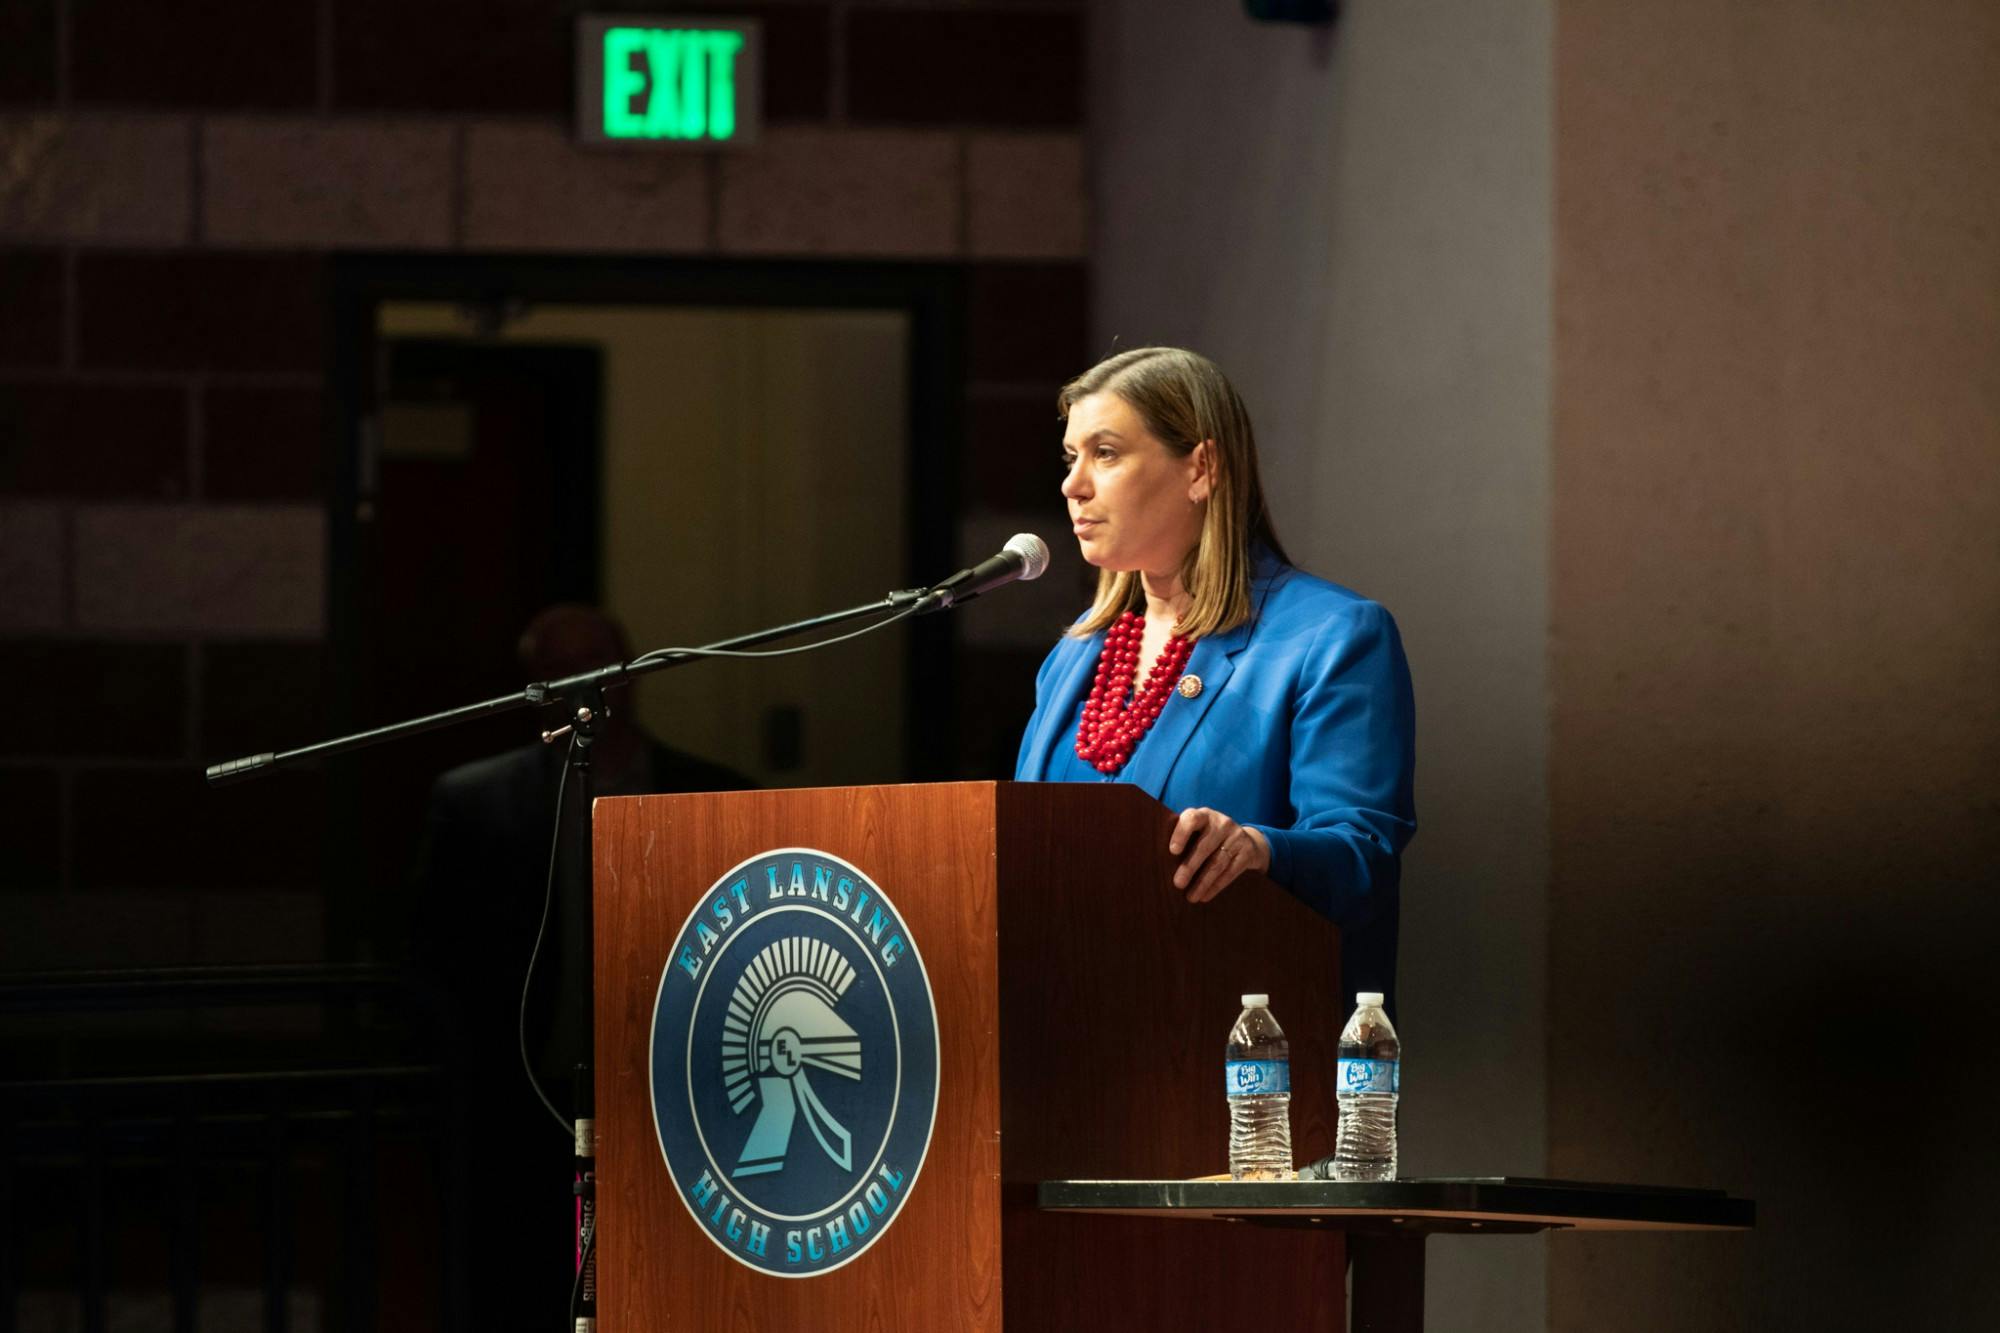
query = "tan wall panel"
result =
(1553, 2, 2000, 1327)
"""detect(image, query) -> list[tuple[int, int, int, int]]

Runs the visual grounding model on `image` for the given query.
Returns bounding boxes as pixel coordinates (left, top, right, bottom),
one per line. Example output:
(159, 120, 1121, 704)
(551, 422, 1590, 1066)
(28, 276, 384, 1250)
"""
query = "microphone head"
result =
(1004, 533, 1050, 581)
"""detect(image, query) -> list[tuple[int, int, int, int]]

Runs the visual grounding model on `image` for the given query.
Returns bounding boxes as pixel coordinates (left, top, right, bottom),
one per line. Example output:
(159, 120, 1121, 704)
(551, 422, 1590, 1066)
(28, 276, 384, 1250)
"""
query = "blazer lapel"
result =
(1024, 554, 1284, 788)
(1120, 617, 1251, 800)
(1019, 636, 1097, 780)
(1121, 554, 1286, 799)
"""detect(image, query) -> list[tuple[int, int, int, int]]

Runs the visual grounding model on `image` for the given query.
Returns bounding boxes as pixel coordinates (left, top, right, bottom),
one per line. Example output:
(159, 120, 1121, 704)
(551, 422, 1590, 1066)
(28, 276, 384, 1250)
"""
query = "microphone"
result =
(914, 534, 1050, 614)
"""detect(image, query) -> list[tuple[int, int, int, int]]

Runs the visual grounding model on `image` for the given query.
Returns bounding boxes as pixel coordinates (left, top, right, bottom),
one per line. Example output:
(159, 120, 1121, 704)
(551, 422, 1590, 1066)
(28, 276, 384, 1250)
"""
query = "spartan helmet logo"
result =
(723, 937, 863, 1178)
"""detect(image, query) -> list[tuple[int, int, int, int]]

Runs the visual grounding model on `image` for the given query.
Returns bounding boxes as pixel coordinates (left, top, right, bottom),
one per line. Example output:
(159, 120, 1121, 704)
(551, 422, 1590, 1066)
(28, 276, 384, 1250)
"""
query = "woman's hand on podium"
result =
(1169, 807, 1271, 904)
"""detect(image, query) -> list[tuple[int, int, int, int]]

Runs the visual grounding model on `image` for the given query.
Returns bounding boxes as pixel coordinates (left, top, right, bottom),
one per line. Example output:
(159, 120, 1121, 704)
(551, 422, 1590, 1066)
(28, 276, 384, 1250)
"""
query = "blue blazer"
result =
(1014, 556, 1417, 1007)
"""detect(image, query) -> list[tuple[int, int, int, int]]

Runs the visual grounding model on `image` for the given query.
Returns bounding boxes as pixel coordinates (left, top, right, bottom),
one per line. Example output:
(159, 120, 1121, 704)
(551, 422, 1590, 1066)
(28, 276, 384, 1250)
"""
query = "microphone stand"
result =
(206, 588, 928, 787)
(206, 586, 928, 1328)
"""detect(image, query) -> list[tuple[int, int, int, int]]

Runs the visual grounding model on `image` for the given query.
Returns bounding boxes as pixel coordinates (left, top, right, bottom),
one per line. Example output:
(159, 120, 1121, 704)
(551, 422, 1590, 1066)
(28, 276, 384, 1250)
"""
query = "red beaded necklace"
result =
(1073, 611, 1195, 775)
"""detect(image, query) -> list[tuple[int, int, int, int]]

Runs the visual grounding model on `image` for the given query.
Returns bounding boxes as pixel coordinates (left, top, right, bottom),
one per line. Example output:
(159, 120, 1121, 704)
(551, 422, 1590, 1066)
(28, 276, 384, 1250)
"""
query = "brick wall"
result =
(1, 1, 1088, 970)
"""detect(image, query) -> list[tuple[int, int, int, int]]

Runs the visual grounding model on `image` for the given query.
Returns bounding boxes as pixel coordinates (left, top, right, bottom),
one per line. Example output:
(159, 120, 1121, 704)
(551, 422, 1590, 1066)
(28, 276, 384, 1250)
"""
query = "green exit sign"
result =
(577, 16, 763, 146)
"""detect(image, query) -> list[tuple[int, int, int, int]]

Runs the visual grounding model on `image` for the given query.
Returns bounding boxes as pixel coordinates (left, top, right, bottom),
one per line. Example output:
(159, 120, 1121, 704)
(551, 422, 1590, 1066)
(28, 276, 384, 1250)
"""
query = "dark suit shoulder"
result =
(648, 743, 757, 795)
(432, 743, 547, 798)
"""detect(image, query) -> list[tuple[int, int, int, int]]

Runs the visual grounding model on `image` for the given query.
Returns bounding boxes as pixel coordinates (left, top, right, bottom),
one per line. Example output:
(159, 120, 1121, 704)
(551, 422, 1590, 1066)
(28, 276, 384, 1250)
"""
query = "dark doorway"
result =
(338, 338, 603, 918)
(324, 254, 963, 963)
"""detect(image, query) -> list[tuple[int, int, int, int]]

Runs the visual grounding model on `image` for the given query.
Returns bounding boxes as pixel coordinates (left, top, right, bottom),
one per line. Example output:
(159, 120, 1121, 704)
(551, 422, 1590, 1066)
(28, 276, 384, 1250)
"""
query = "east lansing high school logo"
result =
(726, 936, 861, 1177)
(650, 849, 939, 1278)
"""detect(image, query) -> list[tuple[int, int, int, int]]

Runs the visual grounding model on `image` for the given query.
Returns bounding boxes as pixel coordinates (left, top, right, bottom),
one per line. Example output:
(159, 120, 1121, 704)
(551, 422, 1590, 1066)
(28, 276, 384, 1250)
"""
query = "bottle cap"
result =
(1241, 993, 1269, 1007)
(1356, 991, 1385, 1007)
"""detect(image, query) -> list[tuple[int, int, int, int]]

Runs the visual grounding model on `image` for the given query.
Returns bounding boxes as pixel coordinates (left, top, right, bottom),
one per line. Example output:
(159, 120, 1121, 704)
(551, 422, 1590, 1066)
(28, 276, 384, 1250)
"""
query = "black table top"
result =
(1037, 1176, 1756, 1235)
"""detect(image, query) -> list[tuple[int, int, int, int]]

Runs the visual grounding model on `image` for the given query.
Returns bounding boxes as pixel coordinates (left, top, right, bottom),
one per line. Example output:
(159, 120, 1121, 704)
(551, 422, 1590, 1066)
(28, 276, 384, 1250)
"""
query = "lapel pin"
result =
(1177, 673, 1203, 699)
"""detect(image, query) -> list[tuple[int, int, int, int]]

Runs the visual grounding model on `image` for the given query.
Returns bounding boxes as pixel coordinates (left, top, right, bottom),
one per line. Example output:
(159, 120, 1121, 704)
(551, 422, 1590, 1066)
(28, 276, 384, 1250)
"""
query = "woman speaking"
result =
(1013, 347, 1417, 1007)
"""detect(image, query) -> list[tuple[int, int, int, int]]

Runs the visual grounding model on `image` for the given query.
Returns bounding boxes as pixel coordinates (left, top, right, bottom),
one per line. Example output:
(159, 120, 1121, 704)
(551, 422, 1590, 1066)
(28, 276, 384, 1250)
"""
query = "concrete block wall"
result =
(0, 1, 1090, 971)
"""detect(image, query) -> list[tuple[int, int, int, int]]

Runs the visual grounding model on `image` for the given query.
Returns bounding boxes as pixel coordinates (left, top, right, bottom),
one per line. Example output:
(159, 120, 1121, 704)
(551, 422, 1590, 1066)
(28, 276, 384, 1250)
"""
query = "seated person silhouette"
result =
(411, 604, 752, 1327)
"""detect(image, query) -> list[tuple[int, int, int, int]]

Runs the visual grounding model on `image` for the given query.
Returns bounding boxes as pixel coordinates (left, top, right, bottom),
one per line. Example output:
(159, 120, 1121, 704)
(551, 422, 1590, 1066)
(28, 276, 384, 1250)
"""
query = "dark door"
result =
(338, 338, 602, 946)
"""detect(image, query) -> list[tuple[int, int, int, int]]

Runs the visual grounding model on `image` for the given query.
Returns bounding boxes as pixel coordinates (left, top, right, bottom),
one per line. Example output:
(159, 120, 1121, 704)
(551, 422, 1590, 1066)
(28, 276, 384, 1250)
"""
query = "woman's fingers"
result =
(1173, 811, 1270, 903)
(1171, 807, 1218, 887)
(1167, 805, 1209, 859)
(1185, 826, 1245, 902)
(1174, 807, 1234, 897)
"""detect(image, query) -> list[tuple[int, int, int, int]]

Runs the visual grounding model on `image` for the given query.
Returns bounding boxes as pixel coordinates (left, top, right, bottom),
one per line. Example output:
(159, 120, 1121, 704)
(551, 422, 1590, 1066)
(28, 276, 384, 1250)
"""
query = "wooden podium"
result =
(593, 781, 1347, 1331)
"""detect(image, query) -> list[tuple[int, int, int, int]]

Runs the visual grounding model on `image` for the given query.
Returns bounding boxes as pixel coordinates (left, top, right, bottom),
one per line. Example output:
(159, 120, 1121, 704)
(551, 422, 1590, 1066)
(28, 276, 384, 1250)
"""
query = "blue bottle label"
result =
(1225, 1059, 1290, 1097)
(1338, 1058, 1399, 1094)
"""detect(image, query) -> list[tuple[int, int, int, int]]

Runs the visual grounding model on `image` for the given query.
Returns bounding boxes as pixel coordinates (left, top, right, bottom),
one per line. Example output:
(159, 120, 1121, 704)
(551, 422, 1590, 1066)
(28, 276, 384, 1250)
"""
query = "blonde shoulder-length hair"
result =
(1059, 347, 1289, 640)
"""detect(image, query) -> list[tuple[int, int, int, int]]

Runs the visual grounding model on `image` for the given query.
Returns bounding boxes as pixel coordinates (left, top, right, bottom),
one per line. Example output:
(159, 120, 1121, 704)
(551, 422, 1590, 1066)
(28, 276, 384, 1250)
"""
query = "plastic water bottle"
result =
(1333, 991, 1400, 1181)
(1226, 994, 1293, 1180)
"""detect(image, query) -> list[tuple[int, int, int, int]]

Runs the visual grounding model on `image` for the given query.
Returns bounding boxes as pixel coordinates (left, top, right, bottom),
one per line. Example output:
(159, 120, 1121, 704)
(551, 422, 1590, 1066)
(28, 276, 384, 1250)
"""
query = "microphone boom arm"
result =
(205, 591, 926, 786)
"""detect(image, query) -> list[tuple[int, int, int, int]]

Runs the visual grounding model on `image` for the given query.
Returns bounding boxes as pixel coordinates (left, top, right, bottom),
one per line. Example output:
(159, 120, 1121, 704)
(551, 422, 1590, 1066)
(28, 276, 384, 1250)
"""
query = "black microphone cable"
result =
(520, 729, 582, 1138)
(625, 600, 922, 672)
(518, 598, 924, 1141)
